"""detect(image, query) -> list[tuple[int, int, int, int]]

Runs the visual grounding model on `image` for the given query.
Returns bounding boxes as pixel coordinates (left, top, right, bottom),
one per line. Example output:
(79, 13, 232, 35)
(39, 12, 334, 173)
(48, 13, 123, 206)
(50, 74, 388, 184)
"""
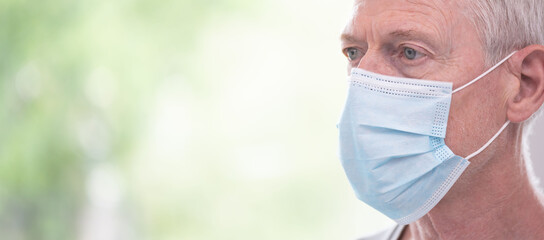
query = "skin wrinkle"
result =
(342, 0, 544, 239)
(504, 60, 522, 105)
(405, 0, 453, 54)
(343, 3, 460, 79)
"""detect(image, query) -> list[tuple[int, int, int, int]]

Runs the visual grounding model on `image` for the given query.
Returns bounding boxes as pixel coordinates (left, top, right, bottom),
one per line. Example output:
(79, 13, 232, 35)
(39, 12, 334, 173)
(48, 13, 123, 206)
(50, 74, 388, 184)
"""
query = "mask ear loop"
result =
(452, 51, 517, 94)
(465, 120, 510, 160)
(450, 52, 517, 160)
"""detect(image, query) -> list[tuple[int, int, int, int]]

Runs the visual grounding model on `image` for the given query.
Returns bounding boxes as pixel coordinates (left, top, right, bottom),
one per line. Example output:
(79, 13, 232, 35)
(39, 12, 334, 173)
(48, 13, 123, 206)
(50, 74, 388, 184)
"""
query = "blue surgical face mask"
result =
(338, 52, 515, 225)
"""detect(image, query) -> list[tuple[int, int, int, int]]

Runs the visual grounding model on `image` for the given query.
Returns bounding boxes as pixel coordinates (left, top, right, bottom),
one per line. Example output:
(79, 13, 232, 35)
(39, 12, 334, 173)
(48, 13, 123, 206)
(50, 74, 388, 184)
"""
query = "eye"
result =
(403, 47, 423, 60)
(344, 47, 363, 62)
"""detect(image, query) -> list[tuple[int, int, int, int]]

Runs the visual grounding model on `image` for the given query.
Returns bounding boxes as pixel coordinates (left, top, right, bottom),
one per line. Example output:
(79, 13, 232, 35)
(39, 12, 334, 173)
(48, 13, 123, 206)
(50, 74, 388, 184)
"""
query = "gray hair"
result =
(464, 0, 544, 65)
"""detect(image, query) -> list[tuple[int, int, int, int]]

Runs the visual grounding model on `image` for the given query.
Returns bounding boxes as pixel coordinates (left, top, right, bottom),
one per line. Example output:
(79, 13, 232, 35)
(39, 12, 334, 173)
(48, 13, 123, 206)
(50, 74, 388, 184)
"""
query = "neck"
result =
(403, 129, 544, 240)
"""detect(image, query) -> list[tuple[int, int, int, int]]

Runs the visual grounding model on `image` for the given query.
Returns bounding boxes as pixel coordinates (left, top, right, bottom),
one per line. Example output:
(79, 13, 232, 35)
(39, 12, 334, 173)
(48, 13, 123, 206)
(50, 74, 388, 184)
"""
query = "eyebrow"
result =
(340, 33, 359, 44)
(389, 29, 427, 40)
(388, 29, 438, 49)
(340, 29, 439, 50)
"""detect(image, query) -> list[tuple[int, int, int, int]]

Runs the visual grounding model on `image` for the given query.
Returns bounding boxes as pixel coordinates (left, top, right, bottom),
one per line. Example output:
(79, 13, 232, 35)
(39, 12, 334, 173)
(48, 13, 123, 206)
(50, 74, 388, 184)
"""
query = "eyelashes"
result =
(342, 45, 428, 67)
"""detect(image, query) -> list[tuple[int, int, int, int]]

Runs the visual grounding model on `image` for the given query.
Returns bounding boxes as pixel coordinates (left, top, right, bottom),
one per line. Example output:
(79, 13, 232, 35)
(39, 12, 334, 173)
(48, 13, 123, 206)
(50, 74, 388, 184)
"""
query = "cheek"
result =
(445, 74, 510, 162)
(445, 82, 500, 157)
(441, 54, 489, 155)
(444, 107, 472, 157)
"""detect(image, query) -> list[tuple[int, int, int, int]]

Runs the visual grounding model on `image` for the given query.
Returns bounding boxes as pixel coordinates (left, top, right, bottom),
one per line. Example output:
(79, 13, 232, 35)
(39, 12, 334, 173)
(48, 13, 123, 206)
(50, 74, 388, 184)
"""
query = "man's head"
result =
(340, 0, 544, 217)
(341, 0, 544, 170)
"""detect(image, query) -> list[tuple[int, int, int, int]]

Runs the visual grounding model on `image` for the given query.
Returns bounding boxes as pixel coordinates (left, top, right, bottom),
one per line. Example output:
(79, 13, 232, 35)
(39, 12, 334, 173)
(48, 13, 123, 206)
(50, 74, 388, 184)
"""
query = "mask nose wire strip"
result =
(465, 120, 510, 160)
(452, 51, 517, 94)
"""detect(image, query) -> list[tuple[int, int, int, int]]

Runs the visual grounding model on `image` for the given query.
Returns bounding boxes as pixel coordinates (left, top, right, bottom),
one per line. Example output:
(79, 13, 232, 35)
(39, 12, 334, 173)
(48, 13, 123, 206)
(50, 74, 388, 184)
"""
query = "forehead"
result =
(344, 0, 465, 45)
(354, 0, 457, 17)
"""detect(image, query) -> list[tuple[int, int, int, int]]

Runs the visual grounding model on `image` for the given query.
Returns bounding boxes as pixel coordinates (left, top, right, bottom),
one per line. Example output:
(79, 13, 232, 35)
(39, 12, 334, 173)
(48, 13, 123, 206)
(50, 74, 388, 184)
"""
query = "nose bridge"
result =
(357, 49, 398, 76)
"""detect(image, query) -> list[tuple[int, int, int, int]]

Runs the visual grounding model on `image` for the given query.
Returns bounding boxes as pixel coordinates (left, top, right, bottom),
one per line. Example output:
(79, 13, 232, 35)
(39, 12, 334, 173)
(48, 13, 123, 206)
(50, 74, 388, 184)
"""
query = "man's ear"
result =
(506, 45, 544, 123)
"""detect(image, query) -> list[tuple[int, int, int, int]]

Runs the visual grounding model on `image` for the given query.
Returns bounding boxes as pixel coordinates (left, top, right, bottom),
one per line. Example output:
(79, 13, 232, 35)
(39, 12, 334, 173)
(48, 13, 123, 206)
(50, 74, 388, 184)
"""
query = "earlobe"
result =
(506, 45, 544, 123)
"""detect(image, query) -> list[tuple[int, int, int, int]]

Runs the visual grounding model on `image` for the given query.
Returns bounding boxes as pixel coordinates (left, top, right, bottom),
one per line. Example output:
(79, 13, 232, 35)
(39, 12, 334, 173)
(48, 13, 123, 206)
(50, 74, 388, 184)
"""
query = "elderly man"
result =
(337, 0, 544, 239)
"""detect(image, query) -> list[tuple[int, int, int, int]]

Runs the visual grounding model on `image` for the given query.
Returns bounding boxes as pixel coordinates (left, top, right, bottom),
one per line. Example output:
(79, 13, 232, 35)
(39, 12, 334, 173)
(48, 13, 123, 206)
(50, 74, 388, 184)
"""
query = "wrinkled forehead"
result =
(345, 0, 470, 48)
(351, 0, 467, 25)
(352, 0, 459, 23)
(355, 0, 456, 7)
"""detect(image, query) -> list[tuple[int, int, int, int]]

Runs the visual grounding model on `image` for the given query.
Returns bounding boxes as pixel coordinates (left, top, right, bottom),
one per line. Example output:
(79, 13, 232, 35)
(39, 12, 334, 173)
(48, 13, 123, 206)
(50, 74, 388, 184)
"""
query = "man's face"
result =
(341, 0, 510, 161)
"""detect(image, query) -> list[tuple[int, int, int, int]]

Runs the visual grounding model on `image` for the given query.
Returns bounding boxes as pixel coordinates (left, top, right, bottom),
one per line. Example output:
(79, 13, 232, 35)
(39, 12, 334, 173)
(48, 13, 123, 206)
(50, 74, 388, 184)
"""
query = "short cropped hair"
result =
(464, 0, 544, 66)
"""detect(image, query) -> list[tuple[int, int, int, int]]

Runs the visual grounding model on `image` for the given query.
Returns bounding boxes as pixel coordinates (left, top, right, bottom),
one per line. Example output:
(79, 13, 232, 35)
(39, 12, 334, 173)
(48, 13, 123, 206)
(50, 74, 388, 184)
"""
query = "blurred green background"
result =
(0, 0, 394, 239)
(1, 0, 543, 240)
